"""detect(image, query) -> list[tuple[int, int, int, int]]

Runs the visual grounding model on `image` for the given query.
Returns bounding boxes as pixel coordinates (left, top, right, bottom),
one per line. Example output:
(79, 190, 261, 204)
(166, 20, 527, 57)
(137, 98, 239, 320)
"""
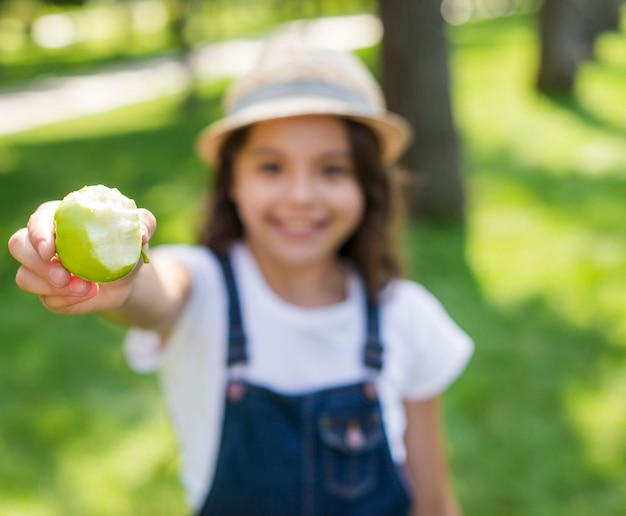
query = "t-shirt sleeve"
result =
(123, 244, 220, 373)
(396, 282, 474, 401)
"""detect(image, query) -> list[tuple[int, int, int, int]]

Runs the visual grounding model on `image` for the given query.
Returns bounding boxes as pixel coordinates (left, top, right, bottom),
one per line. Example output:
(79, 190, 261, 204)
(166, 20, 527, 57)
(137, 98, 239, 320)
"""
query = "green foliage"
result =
(0, 0, 377, 86)
(42, 0, 86, 5)
(1, 10, 626, 516)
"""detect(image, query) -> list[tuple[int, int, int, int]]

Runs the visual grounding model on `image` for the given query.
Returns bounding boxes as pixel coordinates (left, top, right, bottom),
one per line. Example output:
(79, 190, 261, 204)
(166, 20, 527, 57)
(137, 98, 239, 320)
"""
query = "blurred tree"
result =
(171, 0, 202, 110)
(40, 0, 86, 5)
(579, 0, 622, 56)
(537, 0, 622, 95)
(379, 0, 465, 221)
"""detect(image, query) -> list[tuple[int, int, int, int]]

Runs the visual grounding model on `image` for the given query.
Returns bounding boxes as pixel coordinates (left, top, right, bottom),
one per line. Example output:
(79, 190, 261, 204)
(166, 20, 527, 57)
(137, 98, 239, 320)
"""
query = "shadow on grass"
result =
(542, 92, 626, 137)
(407, 223, 626, 516)
(468, 145, 626, 237)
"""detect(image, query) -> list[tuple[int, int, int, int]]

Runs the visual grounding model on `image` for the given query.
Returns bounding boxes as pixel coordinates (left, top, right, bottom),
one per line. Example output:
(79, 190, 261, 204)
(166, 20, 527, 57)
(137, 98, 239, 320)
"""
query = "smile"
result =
(274, 218, 326, 237)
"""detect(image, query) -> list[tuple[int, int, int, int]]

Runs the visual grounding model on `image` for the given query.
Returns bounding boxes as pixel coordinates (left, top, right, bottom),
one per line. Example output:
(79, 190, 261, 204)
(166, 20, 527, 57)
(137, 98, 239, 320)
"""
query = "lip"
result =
(271, 216, 327, 239)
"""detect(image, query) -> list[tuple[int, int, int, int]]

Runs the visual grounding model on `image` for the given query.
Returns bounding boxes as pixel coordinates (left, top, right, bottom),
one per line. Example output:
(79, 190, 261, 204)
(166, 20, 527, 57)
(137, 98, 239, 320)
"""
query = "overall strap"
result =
(216, 253, 248, 367)
(217, 250, 382, 371)
(363, 297, 383, 372)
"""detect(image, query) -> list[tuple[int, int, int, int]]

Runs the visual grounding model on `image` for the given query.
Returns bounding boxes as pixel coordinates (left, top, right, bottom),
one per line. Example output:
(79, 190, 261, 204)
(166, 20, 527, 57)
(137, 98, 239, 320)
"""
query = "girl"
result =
(9, 43, 473, 515)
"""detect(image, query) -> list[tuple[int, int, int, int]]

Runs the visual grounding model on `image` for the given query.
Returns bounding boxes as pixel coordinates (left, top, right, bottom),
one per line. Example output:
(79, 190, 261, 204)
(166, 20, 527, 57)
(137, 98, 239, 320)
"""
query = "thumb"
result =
(137, 208, 157, 247)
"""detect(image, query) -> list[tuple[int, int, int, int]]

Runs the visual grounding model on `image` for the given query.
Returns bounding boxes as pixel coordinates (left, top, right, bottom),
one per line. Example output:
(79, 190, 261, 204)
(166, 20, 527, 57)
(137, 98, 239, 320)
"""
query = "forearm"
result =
(103, 253, 191, 334)
(409, 484, 460, 516)
(404, 397, 462, 516)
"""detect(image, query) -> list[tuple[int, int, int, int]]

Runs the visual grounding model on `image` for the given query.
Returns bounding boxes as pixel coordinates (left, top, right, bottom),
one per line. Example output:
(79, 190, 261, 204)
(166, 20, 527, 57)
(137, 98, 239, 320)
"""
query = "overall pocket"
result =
(318, 411, 384, 500)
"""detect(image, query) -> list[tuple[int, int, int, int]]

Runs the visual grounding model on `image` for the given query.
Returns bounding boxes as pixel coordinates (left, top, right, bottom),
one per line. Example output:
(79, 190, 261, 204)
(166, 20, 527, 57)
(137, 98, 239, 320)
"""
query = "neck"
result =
(247, 245, 348, 308)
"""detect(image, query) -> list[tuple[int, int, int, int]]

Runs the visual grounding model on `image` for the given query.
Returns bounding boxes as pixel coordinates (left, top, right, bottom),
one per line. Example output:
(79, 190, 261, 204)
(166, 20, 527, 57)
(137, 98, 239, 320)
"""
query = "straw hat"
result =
(196, 40, 413, 166)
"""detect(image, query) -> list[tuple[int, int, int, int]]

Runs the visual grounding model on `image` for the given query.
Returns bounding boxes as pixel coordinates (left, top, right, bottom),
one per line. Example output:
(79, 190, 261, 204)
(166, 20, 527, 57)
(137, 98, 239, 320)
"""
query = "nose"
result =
(284, 169, 317, 205)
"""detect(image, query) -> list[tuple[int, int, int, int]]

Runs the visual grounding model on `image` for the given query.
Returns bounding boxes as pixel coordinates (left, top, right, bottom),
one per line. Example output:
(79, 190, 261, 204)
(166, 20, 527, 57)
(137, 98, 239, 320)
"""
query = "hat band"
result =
(227, 79, 377, 116)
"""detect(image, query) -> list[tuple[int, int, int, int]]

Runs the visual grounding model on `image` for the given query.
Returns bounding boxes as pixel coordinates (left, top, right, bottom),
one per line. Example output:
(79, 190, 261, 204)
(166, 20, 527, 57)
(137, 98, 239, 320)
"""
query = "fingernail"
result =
(38, 241, 49, 258)
(69, 277, 91, 295)
(49, 266, 67, 287)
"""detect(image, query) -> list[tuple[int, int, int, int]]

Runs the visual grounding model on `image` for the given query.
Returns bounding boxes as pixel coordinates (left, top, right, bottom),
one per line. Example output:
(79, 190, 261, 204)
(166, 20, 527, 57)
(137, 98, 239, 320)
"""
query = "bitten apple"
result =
(54, 184, 147, 283)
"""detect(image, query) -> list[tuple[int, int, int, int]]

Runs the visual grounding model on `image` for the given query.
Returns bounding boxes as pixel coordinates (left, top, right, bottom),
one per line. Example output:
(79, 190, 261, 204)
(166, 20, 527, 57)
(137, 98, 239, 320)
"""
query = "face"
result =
(230, 115, 365, 272)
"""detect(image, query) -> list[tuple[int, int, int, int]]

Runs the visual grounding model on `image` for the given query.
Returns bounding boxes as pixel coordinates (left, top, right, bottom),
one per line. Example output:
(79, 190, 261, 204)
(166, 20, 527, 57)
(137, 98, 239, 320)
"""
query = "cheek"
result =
(336, 183, 365, 227)
(231, 187, 257, 225)
(230, 169, 256, 208)
(229, 175, 252, 224)
(231, 177, 275, 224)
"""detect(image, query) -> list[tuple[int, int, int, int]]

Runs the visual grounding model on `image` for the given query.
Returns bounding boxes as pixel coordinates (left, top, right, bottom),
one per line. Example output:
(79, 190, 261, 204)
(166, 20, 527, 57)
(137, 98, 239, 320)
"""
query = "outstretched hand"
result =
(8, 200, 157, 315)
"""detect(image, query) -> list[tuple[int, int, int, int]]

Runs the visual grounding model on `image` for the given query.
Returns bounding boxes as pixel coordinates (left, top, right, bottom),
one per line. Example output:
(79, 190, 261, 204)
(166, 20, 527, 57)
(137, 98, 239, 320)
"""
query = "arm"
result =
(403, 396, 461, 516)
(101, 248, 191, 336)
(8, 201, 191, 340)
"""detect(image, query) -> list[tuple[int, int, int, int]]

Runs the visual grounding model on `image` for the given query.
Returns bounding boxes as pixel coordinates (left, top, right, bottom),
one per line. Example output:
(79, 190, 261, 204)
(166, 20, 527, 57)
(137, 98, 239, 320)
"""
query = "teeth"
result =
(283, 221, 315, 233)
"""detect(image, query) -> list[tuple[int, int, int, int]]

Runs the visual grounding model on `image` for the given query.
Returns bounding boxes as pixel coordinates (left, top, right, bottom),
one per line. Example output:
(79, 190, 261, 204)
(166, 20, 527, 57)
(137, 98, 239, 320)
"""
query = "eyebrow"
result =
(319, 150, 352, 160)
(246, 147, 281, 156)
(244, 147, 351, 160)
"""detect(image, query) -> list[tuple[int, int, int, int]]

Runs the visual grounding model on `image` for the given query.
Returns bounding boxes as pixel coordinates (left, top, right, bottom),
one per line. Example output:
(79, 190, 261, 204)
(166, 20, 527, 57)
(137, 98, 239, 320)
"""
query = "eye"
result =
(322, 163, 351, 177)
(259, 161, 282, 174)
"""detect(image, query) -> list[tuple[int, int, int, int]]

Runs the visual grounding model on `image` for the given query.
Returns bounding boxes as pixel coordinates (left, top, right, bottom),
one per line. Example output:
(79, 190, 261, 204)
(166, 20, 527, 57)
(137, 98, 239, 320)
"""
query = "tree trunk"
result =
(171, 0, 199, 111)
(537, 0, 621, 95)
(379, 0, 465, 221)
(580, 0, 622, 58)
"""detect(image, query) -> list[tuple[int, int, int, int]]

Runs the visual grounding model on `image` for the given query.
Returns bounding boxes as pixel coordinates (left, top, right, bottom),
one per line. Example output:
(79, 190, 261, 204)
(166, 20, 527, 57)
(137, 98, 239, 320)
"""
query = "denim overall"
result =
(197, 254, 412, 516)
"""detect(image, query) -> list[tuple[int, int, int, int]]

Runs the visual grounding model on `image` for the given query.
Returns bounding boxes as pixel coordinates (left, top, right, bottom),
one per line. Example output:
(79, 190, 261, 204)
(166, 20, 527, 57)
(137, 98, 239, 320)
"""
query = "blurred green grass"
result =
(1, 11, 626, 515)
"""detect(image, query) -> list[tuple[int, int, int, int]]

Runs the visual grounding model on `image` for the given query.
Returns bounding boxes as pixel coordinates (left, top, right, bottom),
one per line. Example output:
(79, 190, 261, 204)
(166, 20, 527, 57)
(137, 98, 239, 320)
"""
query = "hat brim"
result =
(196, 96, 412, 166)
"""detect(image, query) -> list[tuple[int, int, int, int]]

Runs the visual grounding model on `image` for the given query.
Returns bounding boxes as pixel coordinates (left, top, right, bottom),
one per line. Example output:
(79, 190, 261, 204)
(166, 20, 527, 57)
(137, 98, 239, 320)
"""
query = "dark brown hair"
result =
(198, 118, 404, 300)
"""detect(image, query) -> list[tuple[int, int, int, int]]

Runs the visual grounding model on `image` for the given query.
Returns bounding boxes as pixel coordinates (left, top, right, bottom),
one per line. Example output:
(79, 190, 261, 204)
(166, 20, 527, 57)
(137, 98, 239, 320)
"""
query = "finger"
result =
(16, 265, 94, 297)
(40, 281, 100, 314)
(9, 228, 71, 287)
(7, 228, 29, 263)
(27, 201, 60, 261)
(137, 208, 157, 247)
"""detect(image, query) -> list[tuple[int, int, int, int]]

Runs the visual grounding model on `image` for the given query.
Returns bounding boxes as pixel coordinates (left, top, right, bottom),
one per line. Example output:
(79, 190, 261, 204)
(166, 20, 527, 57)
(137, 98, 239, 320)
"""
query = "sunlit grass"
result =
(566, 365, 626, 479)
(453, 14, 626, 506)
(52, 414, 183, 515)
(469, 174, 626, 337)
(454, 14, 626, 338)
(456, 15, 626, 343)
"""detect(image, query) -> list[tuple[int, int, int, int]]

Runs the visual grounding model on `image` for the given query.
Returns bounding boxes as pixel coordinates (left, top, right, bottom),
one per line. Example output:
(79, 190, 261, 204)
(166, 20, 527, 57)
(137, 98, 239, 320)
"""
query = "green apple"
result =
(54, 185, 148, 283)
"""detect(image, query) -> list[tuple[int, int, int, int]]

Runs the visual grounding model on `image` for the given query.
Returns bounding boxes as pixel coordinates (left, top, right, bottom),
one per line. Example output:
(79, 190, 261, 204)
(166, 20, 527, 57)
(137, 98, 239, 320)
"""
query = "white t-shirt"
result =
(124, 243, 473, 509)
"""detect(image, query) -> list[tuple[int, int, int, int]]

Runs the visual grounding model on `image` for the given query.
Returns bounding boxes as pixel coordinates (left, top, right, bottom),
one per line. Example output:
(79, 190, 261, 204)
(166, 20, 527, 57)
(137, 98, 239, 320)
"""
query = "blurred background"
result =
(1, 0, 625, 514)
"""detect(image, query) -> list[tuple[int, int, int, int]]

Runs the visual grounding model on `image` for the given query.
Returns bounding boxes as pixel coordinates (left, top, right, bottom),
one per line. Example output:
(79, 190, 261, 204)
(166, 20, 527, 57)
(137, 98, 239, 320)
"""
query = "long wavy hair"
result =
(198, 118, 404, 300)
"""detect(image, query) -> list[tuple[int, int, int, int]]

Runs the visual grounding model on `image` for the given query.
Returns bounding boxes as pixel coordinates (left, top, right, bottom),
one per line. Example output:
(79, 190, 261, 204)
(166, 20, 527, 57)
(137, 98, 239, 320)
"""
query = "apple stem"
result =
(141, 248, 150, 264)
